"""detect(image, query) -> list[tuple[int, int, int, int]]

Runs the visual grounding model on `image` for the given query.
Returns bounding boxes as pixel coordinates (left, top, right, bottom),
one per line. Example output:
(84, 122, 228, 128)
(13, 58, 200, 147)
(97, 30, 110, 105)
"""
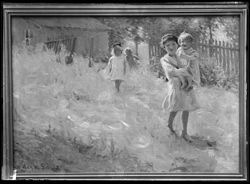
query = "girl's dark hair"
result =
(113, 45, 123, 56)
(112, 42, 122, 48)
(160, 34, 178, 48)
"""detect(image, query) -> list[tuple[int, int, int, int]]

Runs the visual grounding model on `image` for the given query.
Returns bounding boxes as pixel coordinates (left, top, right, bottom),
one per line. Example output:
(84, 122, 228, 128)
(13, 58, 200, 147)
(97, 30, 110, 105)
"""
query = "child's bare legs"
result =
(181, 111, 192, 142)
(115, 80, 122, 92)
(168, 111, 178, 135)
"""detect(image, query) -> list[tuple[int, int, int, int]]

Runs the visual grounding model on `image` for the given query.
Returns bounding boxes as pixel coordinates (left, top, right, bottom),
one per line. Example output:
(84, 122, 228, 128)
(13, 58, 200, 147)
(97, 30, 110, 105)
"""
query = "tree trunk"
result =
(135, 42, 139, 56)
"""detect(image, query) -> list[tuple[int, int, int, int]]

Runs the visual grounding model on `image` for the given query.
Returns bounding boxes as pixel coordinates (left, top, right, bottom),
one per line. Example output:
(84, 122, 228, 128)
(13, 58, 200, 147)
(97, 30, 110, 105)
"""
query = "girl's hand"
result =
(181, 53, 190, 60)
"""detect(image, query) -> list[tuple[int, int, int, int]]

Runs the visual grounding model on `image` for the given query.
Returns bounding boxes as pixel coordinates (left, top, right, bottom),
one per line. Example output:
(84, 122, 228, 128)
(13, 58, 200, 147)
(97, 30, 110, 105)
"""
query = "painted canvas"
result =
(2, 3, 247, 180)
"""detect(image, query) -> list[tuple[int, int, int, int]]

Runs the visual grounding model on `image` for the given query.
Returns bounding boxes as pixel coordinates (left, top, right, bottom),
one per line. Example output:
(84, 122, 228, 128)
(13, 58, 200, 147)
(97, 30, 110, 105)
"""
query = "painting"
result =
(2, 3, 248, 180)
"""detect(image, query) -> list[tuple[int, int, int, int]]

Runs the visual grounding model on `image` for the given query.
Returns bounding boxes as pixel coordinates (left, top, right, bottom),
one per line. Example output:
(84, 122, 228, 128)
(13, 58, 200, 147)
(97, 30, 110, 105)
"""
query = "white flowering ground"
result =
(13, 44, 239, 174)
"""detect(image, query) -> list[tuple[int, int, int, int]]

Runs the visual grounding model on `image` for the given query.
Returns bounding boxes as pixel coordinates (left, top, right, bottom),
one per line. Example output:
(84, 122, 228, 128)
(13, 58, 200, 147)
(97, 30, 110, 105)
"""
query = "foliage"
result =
(97, 17, 146, 55)
(197, 17, 219, 41)
(217, 16, 239, 44)
(199, 58, 239, 90)
(97, 16, 239, 57)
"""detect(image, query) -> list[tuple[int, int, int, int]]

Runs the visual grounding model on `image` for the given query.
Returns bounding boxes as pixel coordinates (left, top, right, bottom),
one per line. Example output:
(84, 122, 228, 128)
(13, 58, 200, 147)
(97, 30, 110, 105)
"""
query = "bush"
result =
(199, 58, 239, 90)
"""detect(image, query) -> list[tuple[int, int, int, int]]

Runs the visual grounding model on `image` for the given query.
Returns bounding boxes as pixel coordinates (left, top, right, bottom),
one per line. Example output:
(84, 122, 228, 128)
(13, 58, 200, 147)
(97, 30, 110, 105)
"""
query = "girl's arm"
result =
(133, 55, 139, 60)
(181, 51, 199, 61)
(161, 58, 183, 78)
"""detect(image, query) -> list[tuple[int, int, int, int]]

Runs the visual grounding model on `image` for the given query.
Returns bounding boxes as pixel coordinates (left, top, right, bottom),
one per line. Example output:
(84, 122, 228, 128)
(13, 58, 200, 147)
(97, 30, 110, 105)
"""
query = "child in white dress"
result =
(106, 45, 127, 92)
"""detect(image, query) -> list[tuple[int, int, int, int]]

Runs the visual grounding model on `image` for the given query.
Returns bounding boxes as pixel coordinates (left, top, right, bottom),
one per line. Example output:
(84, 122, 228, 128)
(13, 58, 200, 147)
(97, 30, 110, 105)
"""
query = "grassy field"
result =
(13, 44, 239, 174)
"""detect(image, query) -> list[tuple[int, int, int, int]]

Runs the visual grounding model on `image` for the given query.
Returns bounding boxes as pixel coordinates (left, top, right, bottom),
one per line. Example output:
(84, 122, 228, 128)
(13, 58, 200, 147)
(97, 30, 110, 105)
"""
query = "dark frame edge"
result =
(239, 8, 248, 181)
(2, 3, 248, 10)
(2, 8, 14, 181)
(1, 3, 248, 180)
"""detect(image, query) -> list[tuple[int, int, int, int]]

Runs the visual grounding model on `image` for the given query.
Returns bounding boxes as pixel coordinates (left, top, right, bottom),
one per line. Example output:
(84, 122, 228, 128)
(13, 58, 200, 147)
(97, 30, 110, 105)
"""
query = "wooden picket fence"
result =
(149, 39, 240, 76)
(197, 39, 239, 76)
(149, 44, 165, 59)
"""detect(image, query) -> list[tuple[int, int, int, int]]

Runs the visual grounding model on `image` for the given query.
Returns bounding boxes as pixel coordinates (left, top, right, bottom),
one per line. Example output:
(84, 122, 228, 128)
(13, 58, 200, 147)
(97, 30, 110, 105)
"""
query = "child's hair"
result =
(113, 45, 123, 56)
(113, 42, 122, 47)
(160, 34, 178, 48)
(178, 32, 194, 45)
(124, 47, 133, 55)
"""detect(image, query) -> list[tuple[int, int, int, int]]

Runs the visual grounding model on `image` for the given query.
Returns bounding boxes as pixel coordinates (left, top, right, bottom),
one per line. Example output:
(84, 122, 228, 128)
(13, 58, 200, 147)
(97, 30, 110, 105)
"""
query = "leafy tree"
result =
(217, 16, 239, 45)
(97, 17, 130, 51)
(197, 17, 219, 41)
(126, 20, 145, 55)
(97, 17, 145, 54)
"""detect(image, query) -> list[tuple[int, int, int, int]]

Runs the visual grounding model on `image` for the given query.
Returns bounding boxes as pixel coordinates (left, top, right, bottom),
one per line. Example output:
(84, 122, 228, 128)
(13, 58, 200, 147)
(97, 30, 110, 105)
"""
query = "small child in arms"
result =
(176, 32, 201, 90)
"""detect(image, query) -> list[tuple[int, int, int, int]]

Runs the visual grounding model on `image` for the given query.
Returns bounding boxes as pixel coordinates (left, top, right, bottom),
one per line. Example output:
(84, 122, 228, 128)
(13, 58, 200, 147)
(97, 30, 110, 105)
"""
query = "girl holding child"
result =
(160, 33, 200, 142)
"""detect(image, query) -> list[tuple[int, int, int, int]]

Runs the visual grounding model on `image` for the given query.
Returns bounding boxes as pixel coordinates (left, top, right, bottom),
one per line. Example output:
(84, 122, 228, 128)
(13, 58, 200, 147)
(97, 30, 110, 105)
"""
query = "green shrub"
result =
(199, 58, 239, 90)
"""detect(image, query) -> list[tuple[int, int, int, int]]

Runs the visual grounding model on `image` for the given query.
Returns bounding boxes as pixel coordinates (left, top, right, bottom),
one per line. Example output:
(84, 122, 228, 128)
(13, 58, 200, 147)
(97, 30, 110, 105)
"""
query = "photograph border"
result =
(2, 3, 248, 180)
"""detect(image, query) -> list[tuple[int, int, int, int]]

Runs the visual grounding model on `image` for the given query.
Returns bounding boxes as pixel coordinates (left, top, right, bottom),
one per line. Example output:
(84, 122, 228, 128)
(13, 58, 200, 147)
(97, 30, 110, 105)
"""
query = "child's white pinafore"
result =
(107, 55, 126, 81)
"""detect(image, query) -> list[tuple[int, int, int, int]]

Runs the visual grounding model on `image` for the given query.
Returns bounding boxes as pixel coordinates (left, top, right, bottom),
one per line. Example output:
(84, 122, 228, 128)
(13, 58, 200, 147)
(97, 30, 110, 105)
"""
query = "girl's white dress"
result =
(161, 53, 200, 112)
(106, 55, 126, 81)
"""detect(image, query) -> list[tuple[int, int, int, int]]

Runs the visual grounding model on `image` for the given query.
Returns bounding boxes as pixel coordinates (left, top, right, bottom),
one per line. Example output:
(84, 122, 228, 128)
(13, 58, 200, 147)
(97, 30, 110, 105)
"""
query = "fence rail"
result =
(149, 38, 239, 76)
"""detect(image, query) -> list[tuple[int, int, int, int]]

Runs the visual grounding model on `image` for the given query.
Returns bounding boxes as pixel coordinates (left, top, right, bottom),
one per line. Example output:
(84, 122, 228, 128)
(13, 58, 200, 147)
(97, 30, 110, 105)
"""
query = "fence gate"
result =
(45, 37, 77, 55)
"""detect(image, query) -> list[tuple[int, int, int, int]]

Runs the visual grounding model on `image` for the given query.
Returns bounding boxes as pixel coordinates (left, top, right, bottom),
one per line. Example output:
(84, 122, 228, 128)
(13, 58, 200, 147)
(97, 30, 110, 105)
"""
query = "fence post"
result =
(225, 42, 230, 75)
(222, 41, 226, 72)
(218, 41, 222, 66)
(234, 43, 239, 75)
(227, 43, 232, 76)
(209, 39, 213, 57)
(230, 44, 234, 74)
(214, 40, 217, 65)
